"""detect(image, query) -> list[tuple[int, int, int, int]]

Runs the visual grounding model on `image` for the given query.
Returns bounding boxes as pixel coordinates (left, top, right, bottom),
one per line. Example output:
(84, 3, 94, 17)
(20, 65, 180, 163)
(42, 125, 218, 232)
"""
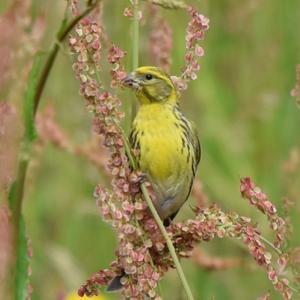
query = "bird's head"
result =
(122, 66, 176, 105)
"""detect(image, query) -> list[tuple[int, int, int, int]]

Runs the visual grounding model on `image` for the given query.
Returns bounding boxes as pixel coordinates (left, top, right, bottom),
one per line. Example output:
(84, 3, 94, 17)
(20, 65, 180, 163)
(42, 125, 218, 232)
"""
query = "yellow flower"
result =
(65, 292, 106, 300)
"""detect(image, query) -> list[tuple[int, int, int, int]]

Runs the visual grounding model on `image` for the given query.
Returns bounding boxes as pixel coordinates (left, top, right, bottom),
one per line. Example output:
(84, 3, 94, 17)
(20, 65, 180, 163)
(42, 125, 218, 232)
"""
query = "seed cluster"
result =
(69, 5, 295, 300)
(240, 177, 292, 299)
(171, 6, 209, 91)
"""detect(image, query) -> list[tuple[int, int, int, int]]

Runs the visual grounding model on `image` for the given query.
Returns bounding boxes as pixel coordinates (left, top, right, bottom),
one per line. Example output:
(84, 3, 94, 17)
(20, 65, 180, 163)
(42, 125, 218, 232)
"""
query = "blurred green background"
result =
(1, 0, 300, 299)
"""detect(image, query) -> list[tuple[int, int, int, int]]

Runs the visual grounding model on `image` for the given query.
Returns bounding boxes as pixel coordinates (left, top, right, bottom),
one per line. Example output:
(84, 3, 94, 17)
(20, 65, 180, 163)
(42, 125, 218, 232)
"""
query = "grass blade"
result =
(24, 53, 44, 142)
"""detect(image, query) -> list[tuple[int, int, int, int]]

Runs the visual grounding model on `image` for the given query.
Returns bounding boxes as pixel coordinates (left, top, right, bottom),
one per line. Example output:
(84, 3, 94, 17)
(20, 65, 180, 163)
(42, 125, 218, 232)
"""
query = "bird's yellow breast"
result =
(133, 103, 190, 181)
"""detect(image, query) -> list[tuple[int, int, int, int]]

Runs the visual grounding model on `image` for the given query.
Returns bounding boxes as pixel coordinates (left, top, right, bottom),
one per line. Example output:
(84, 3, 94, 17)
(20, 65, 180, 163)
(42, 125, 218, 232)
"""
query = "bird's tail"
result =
(107, 271, 125, 292)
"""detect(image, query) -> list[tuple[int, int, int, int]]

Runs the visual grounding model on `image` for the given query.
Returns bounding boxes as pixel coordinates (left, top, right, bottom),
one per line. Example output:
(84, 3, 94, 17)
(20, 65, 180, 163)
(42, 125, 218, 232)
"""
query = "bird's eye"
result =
(145, 74, 153, 80)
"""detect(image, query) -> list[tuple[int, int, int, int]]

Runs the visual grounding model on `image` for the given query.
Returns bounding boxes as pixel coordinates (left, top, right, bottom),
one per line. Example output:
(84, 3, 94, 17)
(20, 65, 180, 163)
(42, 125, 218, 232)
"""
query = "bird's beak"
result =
(122, 72, 140, 90)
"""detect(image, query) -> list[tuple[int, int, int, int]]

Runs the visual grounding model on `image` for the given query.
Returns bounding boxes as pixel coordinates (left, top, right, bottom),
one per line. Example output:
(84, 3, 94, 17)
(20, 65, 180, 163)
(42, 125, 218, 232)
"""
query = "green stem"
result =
(33, 0, 100, 114)
(140, 184, 195, 300)
(12, 0, 100, 232)
(258, 238, 299, 293)
(259, 235, 282, 256)
(122, 131, 195, 300)
(10, 1, 100, 297)
(131, 0, 139, 122)
(132, 0, 139, 70)
(10, 159, 29, 231)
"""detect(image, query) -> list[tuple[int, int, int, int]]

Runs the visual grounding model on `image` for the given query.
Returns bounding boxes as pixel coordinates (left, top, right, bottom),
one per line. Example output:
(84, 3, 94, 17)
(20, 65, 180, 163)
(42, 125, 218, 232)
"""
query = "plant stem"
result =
(10, 1, 100, 297)
(122, 132, 195, 300)
(259, 235, 282, 256)
(12, 0, 99, 232)
(33, 0, 100, 114)
(260, 236, 299, 293)
(140, 184, 195, 300)
(132, 0, 139, 70)
(131, 0, 139, 122)
(10, 159, 29, 232)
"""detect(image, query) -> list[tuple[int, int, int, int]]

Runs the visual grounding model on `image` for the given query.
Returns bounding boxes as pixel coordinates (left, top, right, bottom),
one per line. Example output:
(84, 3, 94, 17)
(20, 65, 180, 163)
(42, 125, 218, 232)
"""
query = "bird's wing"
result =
(129, 126, 138, 148)
(191, 121, 201, 169)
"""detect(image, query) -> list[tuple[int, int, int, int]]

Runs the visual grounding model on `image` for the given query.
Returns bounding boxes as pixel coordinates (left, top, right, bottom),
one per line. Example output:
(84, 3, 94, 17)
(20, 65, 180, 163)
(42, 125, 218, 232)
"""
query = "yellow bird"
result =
(125, 66, 201, 226)
(107, 66, 201, 291)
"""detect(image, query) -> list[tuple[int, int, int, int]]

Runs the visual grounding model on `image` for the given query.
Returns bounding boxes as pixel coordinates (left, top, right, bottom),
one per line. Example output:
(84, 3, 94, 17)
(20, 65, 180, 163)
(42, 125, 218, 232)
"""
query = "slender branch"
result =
(259, 235, 282, 256)
(12, 0, 100, 232)
(33, 0, 100, 114)
(10, 159, 29, 232)
(132, 0, 139, 70)
(122, 132, 195, 300)
(10, 1, 100, 297)
(260, 237, 299, 294)
(258, 237, 298, 292)
(140, 184, 195, 300)
(131, 0, 139, 122)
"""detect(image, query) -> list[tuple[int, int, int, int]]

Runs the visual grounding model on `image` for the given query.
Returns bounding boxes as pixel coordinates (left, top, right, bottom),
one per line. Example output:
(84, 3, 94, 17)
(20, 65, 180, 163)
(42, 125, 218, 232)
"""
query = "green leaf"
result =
(56, 16, 68, 39)
(24, 53, 44, 143)
(8, 160, 29, 212)
(8, 180, 16, 210)
(15, 216, 30, 300)
(56, 1, 69, 40)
